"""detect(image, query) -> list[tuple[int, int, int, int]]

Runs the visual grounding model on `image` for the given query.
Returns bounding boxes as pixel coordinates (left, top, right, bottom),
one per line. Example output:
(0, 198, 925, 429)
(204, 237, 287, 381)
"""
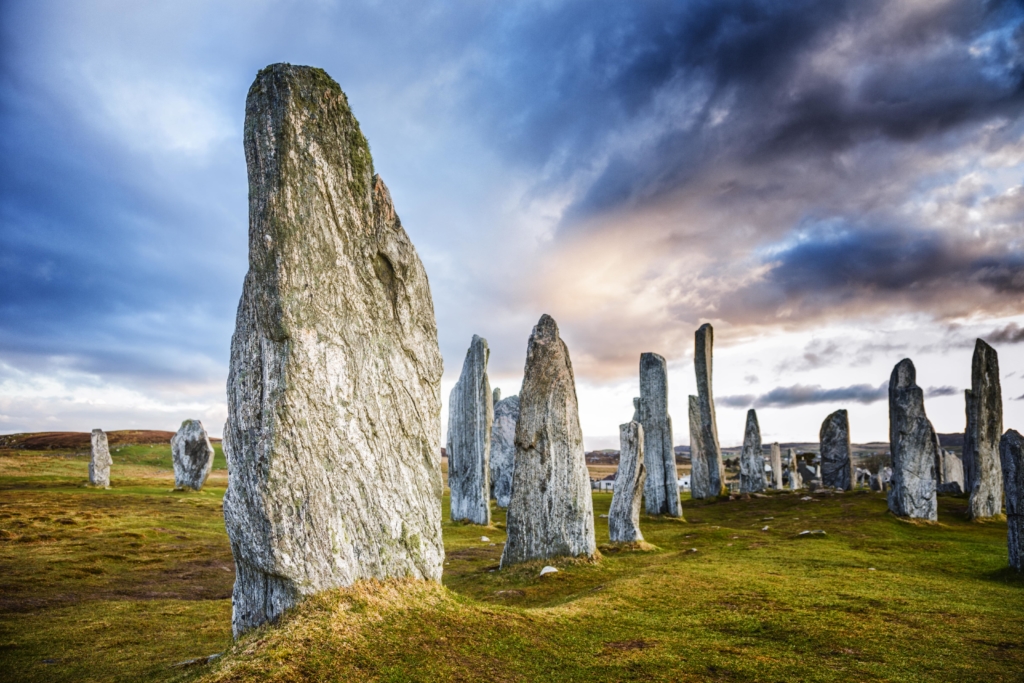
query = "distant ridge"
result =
(0, 430, 213, 450)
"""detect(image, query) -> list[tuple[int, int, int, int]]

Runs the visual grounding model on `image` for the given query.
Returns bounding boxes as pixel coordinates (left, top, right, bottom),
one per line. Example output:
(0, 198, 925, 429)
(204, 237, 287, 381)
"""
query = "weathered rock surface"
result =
(692, 324, 724, 499)
(223, 64, 444, 638)
(963, 389, 977, 494)
(887, 359, 938, 521)
(490, 394, 520, 508)
(770, 442, 783, 489)
(966, 339, 1004, 519)
(89, 429, 111, 488)
(820, 410, 852, 491)
(639, 353, 681, 517)
(171, 419, 215, 491)
(447, 335, 493, 525)
(739, 409, 765, 493)
(688, 395, 709, 498)
(788, 448, 803, 490)
(632, 397, 641, 422)
(501, 315, 595, 568)
(1000, 429, 1023, 571)
(609, 421, 645, 543)
(936, 449, 965, 495)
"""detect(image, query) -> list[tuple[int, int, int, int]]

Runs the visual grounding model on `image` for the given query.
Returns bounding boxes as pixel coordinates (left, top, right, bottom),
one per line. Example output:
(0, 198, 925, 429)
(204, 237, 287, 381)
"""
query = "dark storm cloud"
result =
(987, 322, 1024, 344)
(721, 381, 960, 408)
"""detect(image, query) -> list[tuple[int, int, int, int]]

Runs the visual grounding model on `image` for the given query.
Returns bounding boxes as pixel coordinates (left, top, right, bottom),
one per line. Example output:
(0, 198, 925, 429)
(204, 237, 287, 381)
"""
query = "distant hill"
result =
(938, 433, 964, 449)
(0, 430, 190, 450)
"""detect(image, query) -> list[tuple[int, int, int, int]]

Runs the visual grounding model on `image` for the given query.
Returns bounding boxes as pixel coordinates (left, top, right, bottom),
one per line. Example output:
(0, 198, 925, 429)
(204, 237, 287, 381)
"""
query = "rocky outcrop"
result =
(501, 315, 595, 568)
(490, 394, 520, 508)
(788, 448, 802, 490)
(171, 419, 215, 491)
(89, 429, 111, 488)
(1000, 429, 1023, 571)
(770, 442, 783, 489)
(739, 409, 765, 493)
(936, 449, 965, 495)
(609, 421, 645, 543)
(887, 359, 938, 521)
(692, 324, 724, 498)
(639, 353, 681, 517)
(447, 335, 493, 525)
(223, 64, 444, 638)
(965, 339, 1004, 519)
(820, 410, 852, 491)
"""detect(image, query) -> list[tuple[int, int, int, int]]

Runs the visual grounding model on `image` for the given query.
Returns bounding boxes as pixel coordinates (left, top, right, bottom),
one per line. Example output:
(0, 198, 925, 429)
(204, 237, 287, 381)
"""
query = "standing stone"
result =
(739, 409, 765, 493)
(490, 394, 520, 508)
(887, 359, 938, 521)
(639, 353, 682, 517)
(963, 389, 977, 494)
(965, 339, 1004, 519)
(632, 397, 642, 422)
(171, 419, 216, 491)
(788, 448, 803, 490)
(447, 335, 493, 525)
(500, 315, 595, 567)
(1000, 430, 1023, 571)
(820, 410, 852, 491)
(688, 395, 709, 497)
(798, 459, 819, 488)
(692, 323, 724, 498)
(89, 429, 111, 488)
(493, 388, 501, 406)
(769, 442, 783, 489)
(223, 64, 444, 638)
(609, 421, 646, 543)
(936, 450, 965, 495)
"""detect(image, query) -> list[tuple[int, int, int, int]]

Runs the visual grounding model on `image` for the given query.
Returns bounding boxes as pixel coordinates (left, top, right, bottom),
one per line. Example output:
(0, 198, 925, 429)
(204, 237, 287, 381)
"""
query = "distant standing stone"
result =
(89, 429, 111, 488)
(788, 448, 802, 490)
(1000, 429, 1023, 571)
(965, 339, 1004, 519)
(501, 315, 596, 568)
(692, 323, 724, 499)
(639, 353, 682, 517)
(493, 388, 501, 406)
(936, 450, 964, 495)
(887, 359, 938, 520)
(171, 419, 215, 491)
(739, 409, 765, 493)
(609, 421, 646, 543)
(632, 397, 642, 422)
(490, 394, 520, 508)
(770, 442, 783, 490)
(820, 410, 852, 491)
(447, 335, 493, 525)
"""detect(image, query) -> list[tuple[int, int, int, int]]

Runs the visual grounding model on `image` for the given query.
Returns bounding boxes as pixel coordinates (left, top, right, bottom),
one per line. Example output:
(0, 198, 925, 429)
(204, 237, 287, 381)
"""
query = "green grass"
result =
(1, 448, 1022, 682)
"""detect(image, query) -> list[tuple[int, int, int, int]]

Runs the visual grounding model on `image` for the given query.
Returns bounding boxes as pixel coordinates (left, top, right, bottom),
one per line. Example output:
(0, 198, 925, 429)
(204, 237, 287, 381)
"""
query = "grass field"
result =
(1, 446, 1021, 682)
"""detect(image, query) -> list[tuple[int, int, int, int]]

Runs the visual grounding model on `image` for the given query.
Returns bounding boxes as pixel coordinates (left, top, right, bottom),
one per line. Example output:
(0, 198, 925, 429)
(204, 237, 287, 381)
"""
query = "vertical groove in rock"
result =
(500, 315, 595, 567)
(887, 359, 938, 521)
(1000, 429, 1023, 571)
(739, 409, 765, 493)
(820, 409, 852, 491)
(223, 64, 444, 638)
(89, 429, 111, 488)
(966, 339, 1004, 519)
(447, 335, 492, 525)
(693, 324, 723, 499)
(639, 353, 681, 517)
(490, 395, 520, 509)
(171, 419, 216, 491)
(770, 443, 783, 490)
(609, 421, 645, 543)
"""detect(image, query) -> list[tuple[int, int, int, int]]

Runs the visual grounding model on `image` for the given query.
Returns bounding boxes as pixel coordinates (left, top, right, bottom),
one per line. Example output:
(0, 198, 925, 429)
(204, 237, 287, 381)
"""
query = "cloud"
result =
(986, 322, 1024, 344)
(720, 381, 960, 408)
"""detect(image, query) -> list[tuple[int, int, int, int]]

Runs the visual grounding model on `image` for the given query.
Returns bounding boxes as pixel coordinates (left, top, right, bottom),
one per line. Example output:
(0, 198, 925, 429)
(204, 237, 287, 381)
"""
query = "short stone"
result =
(609, 421, 645, 543)
(171, 419, 215, 491)
(490, 394, 520, 508)
(739, 409, 765, 493)
(539, 566, 558, 576)
(89, 429, 111, 488)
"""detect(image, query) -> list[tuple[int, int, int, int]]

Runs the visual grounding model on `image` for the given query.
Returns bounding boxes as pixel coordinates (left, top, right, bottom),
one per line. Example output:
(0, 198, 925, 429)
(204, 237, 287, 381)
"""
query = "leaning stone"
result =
(609, 421, 645, 543)
(223, 64, 444, 638)
(490, 394, 520, 508)
(788, 448, 803, 490)
(820, 410, 852, 491)
(739, 409, 765, 493)
(89, 429, 111, 488)
(769, 442, 783, 490)
(887, 359, 938, 521)
(1000, 429, 1023, 571)
(965, 339, 1004, 519)
(447, 335, 493, 525)
(692, 323, 724, 498)
(171, 419, 215, 491)
(501, 315, 596, 568)
(639, 353, 681, 517)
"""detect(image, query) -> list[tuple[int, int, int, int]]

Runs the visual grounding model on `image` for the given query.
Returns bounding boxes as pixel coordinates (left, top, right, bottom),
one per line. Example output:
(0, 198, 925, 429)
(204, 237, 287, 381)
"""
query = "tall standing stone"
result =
(692, 323, 724, 498)
(490, 394, 520, 508)
(639, 353, 682, 517)
(887, 359, 938, 521)
(89, 429, 111, 488)
(500, 315, 595, 567)
(1000, 429, 1023, 571)
(820, 410, 852, 491)
(788, 448, 803, 490)
(171, 419, 216, 491)
(688, 395, 709, 498)
(739, 409, 765, 493)
(223, 64, 444, 638)
(769, 442, 783, 489)
(965, 339, 1004, 519)
(447, 335, 493, 525)
(609, 421, 646, 543)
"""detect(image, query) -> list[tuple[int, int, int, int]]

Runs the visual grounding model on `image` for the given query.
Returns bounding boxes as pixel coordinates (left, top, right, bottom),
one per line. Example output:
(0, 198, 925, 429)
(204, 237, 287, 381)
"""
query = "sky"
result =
(2, 0, 1024, 448)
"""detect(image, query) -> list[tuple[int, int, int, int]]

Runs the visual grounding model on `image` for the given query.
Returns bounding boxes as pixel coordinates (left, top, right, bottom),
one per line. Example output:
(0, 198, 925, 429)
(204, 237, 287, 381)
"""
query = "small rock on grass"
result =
(798, 530, 826, 536)
(481, 536, 490, 542)
(539, 566, 558, 576)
